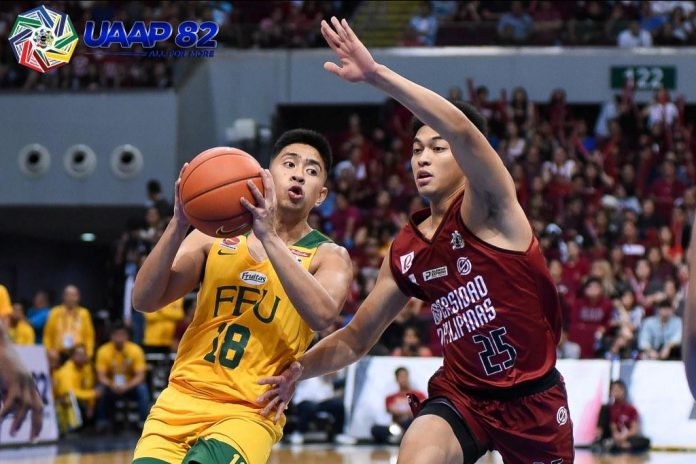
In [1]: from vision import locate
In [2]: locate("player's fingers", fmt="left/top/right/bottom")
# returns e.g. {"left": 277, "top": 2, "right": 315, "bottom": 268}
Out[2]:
{"left": 260, "top": 396, "right": 280, "bottom": 417}
{"left": 246, "top": 179, "right": 265, "bottom": 206}
{"left": 331, "top": 16, "right": 348, "bottom": 41}
{"left": 321, "top": 20, "right": 343, "bottom": 49}
{"left": 239, "top": 196, "right": 257, "bottom": 214}
{"left": 10, "top": 394, "right": 28, "bottom": 436}
{"left": 323, "top": 62, "right": 342, "bottom": 76}
{"left": 341, "top": 19, "right": 356, "bottom": 41}
{"left": 256, "top": 387, "right": 279, "bottom": 404}
{"left": 262, "top": 169, "right": 275, "bottom": 204}
{"left": 273, "top": 402, "right": 287, "bottom": 424}
{"left": 257, "top": 375, "right": 283, "bottom": 386}
{"left": 30, "top": 395, "right": 43, "bottom": 442}
{"left": 178, "top": 162, "right": 188, "bottom": 180}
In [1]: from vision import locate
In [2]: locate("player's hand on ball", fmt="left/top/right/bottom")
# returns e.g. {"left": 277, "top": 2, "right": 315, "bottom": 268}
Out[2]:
{"left": 0, "top": 344, "right": 43, "bottom": 441}
{"left": 321, "top": 17, "right": 378, "bottom": 83}
{"left": 173, "top": 163, "right": 190, "bottom": 230}
{"left": 257, "top": 361, "right": 303, "bottom": 424}
{"left": 241, "top": 169, "right": 277, "bottom": 241}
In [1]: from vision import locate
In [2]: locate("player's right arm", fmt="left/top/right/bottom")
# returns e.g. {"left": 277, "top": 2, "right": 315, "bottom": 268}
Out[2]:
{"left": 258, "top": 258, "right": 409, "bottom": 420}
{"left": 132, "top": 164, "right": 209, "bottom": 313}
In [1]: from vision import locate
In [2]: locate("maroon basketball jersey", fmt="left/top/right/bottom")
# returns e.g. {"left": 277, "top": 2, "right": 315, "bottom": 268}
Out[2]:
{"left": 389, "top": 191, "right": 562, "bottom": 390}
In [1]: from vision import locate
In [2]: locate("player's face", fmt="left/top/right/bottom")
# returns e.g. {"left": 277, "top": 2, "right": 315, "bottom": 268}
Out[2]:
{"left": 411, "top": 126, "right": 465, "bottom": 201}
{"left": 270, "top": 143, "right": 328, "bottom": 215}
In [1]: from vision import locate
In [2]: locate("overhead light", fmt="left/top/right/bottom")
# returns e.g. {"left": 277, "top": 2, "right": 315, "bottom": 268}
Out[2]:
{"left": 80, "top": 233, "right": 96, "bottom": 242}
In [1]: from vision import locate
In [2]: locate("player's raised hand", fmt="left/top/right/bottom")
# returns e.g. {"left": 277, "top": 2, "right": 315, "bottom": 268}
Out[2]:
{"left": 0, "top": 335, "right": 43, "bottom": 441}
{"left": 241, "top": 169, "right": 277, "bottom": 241}
{"left": 173, "top": 163, "right": 190, "bottom": 230}
{"left": 257, "top": 361, "right": 303, "bottom": 424}
{"left": 321, "top": 17, "right": 378, "bottom": 83}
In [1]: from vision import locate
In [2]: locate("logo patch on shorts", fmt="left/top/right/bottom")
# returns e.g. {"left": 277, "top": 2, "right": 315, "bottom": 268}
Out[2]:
{"left": 556, "top": 406, "right": 568, "bottom": 426}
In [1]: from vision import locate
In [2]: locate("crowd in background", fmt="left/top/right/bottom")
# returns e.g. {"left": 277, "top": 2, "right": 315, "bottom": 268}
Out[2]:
{"left": 3, "top": 1, "right": 696, "bottom": 90}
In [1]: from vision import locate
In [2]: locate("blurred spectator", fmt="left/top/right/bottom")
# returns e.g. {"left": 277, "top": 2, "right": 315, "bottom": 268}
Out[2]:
{"left": 372, "top": 367, "right": 426, "bottom": 444}
{"left": 568, "top": 278, "right": 614, "bottom": 358}
{"left": 594, "top": 380, "right": 651, "bottom": 453}
{"left": 26, "top": 289, "right": 52, "bottom": 344}
{"left": 557, "top": 329, "right": 581, "bottom": 359}
{"left": 644, "top": 89, "right": 679, "bottom": 129}
{"left": 409, "top": 1, "right": 438, "bottom": 46}
{"left": 95, "top": 322, "right": 149, "bottom": 430}
{"left": 617, "top": 21, "right": 653, "bottom": 47}
{"left": 497, "top": 1, "right": 534, "bottom": 43}
{"left": 289, "top": 372, "right": 355, "bottom": 445}
{"left": 0, "top": 283, "right": 11, "bottom": 327}
{"left": 146, "top": 179, "right": 173, "bottom": 219}
{"left": 143, "top": 298, "right": 184, "bottom": 354}
{"left": 8, "top": 302, "right": 35, "bottom": 345}
{"left": 638, "top": 299, "right": 682, "bottom": 359}
{"left": 391, "top": 326, "right": 433, "bottom": 357}
{"left": 531, "top": 1, "right": 563, "bottom": 45}
{"left": 44, "top": 285, "right": 96, "bottom": 366}
{"left": 53, "top": 344, "right": 101, "bottom": 432}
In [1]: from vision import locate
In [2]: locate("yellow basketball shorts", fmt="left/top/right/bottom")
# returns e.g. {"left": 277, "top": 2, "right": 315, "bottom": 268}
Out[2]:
{"left": 132, "top": 386, "right": 281, "bottom": 464}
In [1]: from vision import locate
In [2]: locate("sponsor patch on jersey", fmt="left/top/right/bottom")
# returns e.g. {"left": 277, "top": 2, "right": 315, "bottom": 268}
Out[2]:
{"left": 290, "top": 248, "right": 312, "bottom": 258}
{"left": 450, "top": 230, "right": 465, "bottom": 250}
{"left": 423, "top": 266, "right": 448, "bottom": 281}
{"left": 457, "top": 256, "right": 472, "bottom": 275}
{"left": 556, "top": 406, "right": 568, "bottom": 426}
{"left": 240, "top": 271, "right": 267, "bottom": 286}
{"left": 400, "top": 251, "right": 415, "bottom": 273}
{"left": 221, "top": 237, "right": 241, "bottom": 250}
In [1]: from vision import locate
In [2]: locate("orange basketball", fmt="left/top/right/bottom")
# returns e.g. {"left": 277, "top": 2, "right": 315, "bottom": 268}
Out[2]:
{"left": 179, "top": 147, "right": 264, "bottom": 237}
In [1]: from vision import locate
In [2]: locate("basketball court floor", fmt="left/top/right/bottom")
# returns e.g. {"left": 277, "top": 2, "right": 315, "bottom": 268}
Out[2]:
{"left": 1, "top": 441, "right": 694, "bottom": 464}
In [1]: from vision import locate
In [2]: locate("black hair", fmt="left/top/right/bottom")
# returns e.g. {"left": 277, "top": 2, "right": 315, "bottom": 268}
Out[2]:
{"left": 584, "top": 276, "right": 603, "bottom": 288}
{"left": 610, "top": 379, "right": 627, "bottom": 391}
{"left": 411, "top": 101, "right": 488, "bottom": 138}
{"left": 395, "top": 366, "right": 408, "bottom": 377}
{"left": 272, "top": 128, "right": 333, "bottom": 177}
{"left": 147, "top": 179, "right": 162, "bottom": 195}
{"left": 111, "top": 320, "right": 130, "bottom": 335}
{"left": 657, "top": 299, "right": 674, "bottom": 309}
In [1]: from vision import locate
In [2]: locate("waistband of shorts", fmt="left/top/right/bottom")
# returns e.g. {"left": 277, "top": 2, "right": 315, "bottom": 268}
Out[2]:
{"left": 460, "top": 368, "right": 561, "bottom": 401}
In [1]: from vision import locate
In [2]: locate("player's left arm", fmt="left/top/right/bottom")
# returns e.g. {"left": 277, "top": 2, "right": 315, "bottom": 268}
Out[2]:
{"left": 320, "top": 18, "right": 530, "bottom": 245}
{"left": 242, "top": 170, "right": 353, "bottom": 331}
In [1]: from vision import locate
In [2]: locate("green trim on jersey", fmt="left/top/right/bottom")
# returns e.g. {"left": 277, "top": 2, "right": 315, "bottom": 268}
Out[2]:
{"left": 293, "top": 229, "right": 333, "bottom": 249}
{"left": 183, "top": 438, "right": 247, "bottom": 464}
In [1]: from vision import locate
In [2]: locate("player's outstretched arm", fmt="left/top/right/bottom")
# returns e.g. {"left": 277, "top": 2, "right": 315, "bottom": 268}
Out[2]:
{"left": 0, "top": 325, "right": 43, "bottom": 441}
{"left": 242, "top": 170, "right": 353, "bottom": 331}
{"left": 684, "top": 217, "right": 696, "bottom": 399}
{"left": 132, "top": 164, "right": 208, "bottom": 313}
{"left": 321, "top": 18, "right": 527, "bottom": 241}
{"left": 257, "top": 258, "right": 409, "bottom": 421}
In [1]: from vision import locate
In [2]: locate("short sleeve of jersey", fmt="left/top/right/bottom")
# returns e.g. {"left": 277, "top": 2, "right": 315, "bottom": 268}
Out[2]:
{"left": 95, "top": 345, "right": 110, "bottom": 374}
{"left": 388, "top": 240, "right": 428, "bottom": 301}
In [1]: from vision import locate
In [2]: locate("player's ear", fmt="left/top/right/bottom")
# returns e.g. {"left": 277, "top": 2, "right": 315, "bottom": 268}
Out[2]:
{"left": 314, "top": 186, "right": 329, "bottom": 207}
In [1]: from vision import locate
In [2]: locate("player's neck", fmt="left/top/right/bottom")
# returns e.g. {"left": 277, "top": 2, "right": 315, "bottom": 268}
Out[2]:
{"left": 275, "top": 212, "right": 311, "bottom": 245}
{"left": 427, "top": 186, "right": 464, "bottom": 229}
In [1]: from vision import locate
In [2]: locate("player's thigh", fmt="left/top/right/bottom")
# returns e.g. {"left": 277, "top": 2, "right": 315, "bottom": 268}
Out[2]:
{"left": 398, "top": 415, "right": 465, "bottom": 464}
{"left": 132, "top": 422, "right": 190, "bottom": 464}
{"left": 186, "top": 417, "right": 275, "bottom": 464}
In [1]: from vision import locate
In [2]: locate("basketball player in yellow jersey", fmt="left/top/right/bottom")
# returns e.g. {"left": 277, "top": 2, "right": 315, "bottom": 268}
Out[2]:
{"left": 130, "top": 129, "right": 352, "bottom": 464}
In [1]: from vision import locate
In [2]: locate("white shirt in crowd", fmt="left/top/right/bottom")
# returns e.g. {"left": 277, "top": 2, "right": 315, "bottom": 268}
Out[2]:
{"left": 618, "top": 29, "right": 653, "bottom": 48}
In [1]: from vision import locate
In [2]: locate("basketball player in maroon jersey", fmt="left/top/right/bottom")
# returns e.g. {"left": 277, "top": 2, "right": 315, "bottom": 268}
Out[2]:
{"left": 259, "top": 18, "right": 574, "bottom": 463}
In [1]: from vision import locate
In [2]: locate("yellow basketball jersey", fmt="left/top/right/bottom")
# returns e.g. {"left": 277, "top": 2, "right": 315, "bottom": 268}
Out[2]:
{"left": 169, "top": 230, "right": 331, "bottom": 408}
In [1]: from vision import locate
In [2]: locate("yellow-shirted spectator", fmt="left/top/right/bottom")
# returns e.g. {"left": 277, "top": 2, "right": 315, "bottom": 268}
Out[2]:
{"left": 9, "top": 302, "right": 35, "bottom": 345}
{"left": 143, "top": 298, "right": 184, "bottom": 350}
{"left": 53, "top": 344, "right": 101, "bottom": 431}
{"left": 43, "top": 285, "right": 95, "bottom": 365}
{"left": 0, "top": 284, "right": 12, "bottom": 327}
{"left": 95, "top": 322, "right": 149, "bottom": 430}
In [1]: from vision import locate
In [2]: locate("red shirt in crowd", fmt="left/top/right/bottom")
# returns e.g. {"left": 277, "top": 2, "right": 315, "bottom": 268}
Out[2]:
{"left": 386, "top": 389, "right": 427, "bottom": 418}
{"left": 609, "top": 401, "right": 639, "bottom": 432}
{"left": 567, "top": 296, "right": 613, "bottom": 358}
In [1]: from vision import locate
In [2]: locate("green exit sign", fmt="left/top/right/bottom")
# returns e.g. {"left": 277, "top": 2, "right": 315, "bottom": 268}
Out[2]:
{"left": 610, "top": 66, "right": 676, "bottom": 90}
